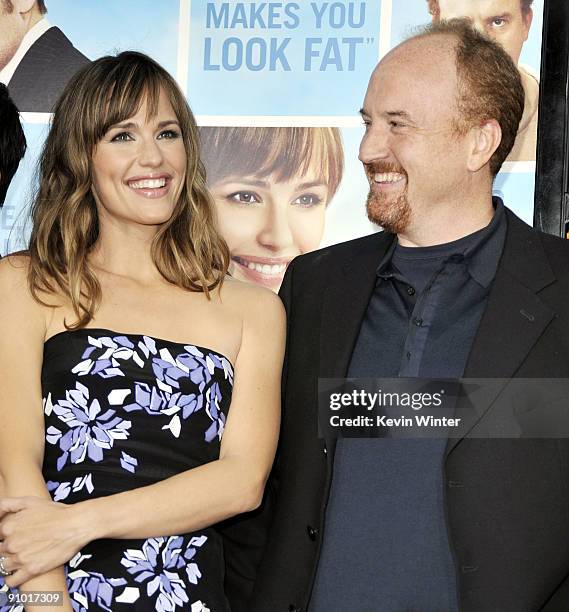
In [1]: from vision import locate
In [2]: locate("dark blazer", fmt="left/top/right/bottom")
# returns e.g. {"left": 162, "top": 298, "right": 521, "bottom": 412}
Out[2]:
{"left": 8, "top": 26, "right": 90, "bottom": 113}
{"left": 251, "top": 209, "right": 569, "bottom": 612}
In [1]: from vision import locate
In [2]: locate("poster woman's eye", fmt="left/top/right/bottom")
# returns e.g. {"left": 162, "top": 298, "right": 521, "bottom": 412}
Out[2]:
{"left": 293, "top": 194, "right": 323, "bottom": 207}
{"left": 228, "top": 191, "right": 262, "bottom": 204}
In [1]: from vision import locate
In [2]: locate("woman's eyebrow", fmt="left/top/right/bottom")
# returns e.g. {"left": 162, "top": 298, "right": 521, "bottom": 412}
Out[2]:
{"left": 296, "top": 180, "right": 326, "bottom": 190}
{"left": 109, "top": 119, "right": 180, "bottom": 130}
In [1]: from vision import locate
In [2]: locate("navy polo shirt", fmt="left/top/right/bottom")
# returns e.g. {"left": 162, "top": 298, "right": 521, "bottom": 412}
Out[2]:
{"left": 310, "top": 199, "right": 507, "bottom": 611}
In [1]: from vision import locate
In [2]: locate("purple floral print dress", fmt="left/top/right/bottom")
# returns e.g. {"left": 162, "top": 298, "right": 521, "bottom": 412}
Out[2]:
{"left": 0, "top": 329, "right": 234, "bottom": 612}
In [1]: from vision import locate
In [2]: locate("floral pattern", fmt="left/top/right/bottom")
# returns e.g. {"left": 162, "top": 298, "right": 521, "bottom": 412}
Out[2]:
{"left": 34, "top": 331, "right": 233, "bottom": 611}
{"left": 120, "top": 536, "right": 208, "bottom": 612}
{"left": 72, "top": 335, "right": 158, "bottom": 379}
{"left": 45, "top": 383, "right": 131, "bottom": 471}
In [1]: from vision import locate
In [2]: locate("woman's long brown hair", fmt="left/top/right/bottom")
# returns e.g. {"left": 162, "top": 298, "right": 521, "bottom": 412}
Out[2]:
{"left": 27, "top": 51, "right": 229, "bottom": 328}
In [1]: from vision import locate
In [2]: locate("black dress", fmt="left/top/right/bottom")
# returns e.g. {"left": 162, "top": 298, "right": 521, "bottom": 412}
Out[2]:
{"left": 1, "top": 329, "right": 234, "bottom": 612}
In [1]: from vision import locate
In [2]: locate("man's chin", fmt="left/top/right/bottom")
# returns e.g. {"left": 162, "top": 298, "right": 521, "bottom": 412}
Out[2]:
{"left": 366, "top": 192, "right": 411, "bottom": 234}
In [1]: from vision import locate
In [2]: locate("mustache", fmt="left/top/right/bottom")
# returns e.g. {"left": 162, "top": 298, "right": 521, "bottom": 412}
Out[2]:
{"left": 364, "top": 161, "right": 407, "bottom": 177}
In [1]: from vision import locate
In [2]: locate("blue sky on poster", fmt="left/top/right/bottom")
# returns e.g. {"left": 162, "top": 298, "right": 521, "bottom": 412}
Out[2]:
{"left": 46, "top": 0, "right": 179, "bottom": 76}
{"left": 187, "top": 1, "right": 383, "bottom": 116}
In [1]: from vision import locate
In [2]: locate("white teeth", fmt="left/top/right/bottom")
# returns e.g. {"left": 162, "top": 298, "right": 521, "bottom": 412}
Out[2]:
{"left": 373, "top": 172, "right": 405, "bottom": 184}
{"left": 129, "top": 178, "right": 167, "bottom": 189}
{"left": 244, "top": 261, "right": 287, "bottom": 275}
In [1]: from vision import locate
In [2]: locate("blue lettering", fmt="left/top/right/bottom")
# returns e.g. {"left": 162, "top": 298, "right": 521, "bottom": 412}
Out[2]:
{"left": 267, "top": 3, "right": 281, "bottom": 28}
{"left": 320, "top": 37, "right": 342, "bottom": 70}
{"left": 349, "top": 3, "right": 366, "bottom": 28}
{"left": 304, "top": 37, "right": 364, "bottom": 71}
{"left": 305, "top": 37, "right": 322, "bottom": 70}
{"left": 207, "top": 37, "right": 291, "bottom": 71}
{"left": 203, "top": 38, "right": 220, "bottom": 70}
{"left": 231, "top": 4, "right": 248, "bottom": 28}
{"left": 343, "top": 37, "right": 363, "bottom": 70}
{"left": 329, "top": 2, "right": 346, "bottom": 28}
{"left": 270, "top": 37, "right": 291, "bottom": 70}
{"left": 206, "top": 3, "right": 228, "bottom": 28}
{"left": 246, "top": 37, "right": 266, "bottom": 70}
{"left": 250, "top": 3, "right": 267, "bottom": 28}
{"left": 311, "top": 2, "right": 328, "bottom": 28}
{"left": 222, "top": 37, "right": 243, "bottom": 71}
{"left": 283, "top": 3, "right": 300, "bottom": 28}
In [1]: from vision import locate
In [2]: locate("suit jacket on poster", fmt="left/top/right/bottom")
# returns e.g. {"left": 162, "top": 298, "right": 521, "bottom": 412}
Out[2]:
{"left": 250, "top": 209, "right": 569, "bottom": 612}
{"left": 8, "top": 27, "right": 90, "bottom": 113}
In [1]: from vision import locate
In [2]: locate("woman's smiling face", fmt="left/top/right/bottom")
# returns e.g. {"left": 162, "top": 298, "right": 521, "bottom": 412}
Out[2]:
{"left": 90, "top": 89, "right": 187, "bottom": 232}
{"left": 210, "top": 165, "right": 329, "bottom": 291}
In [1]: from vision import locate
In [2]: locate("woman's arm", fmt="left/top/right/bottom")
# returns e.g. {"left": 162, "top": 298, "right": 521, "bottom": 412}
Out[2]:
{"left": 0, "top": 282, "right": 285, "bottom": 587}
{"left": 0, "top": 257, "right": 73, "bottom": 611}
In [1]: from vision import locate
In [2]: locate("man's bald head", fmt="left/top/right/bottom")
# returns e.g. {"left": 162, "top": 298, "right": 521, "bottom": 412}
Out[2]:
{"left": 403, "top": 19, "right": 524, "bottom": 175}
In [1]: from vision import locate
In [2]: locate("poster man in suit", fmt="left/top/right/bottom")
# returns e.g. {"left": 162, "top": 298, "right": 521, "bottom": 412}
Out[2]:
{"left": 427, "top": 0, "right": 538, "bottom": 161}
{"left": 251, "top": 19, "right": 569, "bottom": 612}
{"left": 0, "top": 0, "right": 89, "bottom": 112}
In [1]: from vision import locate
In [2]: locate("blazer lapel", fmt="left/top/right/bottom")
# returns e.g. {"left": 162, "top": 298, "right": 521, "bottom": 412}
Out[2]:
{"left": 318, "top": 232, "right": 394, "bottom": 457}
{"left": 446, "top": 211, "right": 556, "bottom": 455}
{"left": 319, "top": 232, "right": 394, "bottom": 379}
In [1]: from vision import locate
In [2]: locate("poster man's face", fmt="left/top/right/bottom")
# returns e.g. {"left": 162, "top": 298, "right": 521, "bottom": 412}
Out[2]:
{"left": 0, "top": 2, "right": 27, "bottom": 70}
{"left": 436, "top": 0, "right": 532, "bottom": 64}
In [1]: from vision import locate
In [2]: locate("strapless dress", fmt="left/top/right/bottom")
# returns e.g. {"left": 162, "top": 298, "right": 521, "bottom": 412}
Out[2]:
{"left": 0, "top": 329, "right": 234, "bottom": 612}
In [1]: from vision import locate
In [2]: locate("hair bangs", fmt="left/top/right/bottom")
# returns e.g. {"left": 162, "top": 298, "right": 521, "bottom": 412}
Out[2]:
{"left": 94, "top": 64, "right": 163, "bottom": 143}
{"left": 200, "top": 127, "right": 344, "bottom": 199}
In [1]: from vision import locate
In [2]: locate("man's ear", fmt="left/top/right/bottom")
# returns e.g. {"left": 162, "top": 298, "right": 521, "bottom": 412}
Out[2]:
{"left": 12, "top": 0, "right": 37, "bottom": 15}
{"left": 522, "top": 8, "right": 533, "bottom": 41}
{"left": 467, "top": 119, "right": 502, "bottom": 173}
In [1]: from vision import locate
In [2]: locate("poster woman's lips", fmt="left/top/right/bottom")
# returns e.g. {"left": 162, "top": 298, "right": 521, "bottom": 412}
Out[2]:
{"left": 232, "top": 255, "right": 289, "bottom": 276}
{"left": 231, "top": 255, "right": 292, "bottom": 290}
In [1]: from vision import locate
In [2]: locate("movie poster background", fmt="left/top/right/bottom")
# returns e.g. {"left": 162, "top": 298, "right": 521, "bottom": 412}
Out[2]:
{"left": 1, "top": 0, "right": 544, "bottom": 291}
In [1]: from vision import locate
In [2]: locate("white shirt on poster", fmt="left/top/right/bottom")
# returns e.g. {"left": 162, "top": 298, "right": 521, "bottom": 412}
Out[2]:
{"left": 0, "top": 17, "right": 51, "bottom": 86}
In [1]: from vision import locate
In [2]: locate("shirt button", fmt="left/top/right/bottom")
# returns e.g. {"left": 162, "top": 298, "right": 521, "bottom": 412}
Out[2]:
{"left": 413, "top": 317, "right": 423, "bottom": 327}
{"left": 406, "top": 351, "right": 411, "bottom": 360}
{"left": 307, "top": 525, "right": 319, "bottom": 541}
{"left": 407, "top": 286, "right": 415, "bottom": 296}
{"left": 306, "top": 525, "right": 318, "bottom": 542}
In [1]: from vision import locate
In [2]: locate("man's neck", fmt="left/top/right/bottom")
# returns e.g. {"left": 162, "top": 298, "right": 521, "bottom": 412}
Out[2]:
{"left": 397, "top": 195, "right": 495, "bottom": 248}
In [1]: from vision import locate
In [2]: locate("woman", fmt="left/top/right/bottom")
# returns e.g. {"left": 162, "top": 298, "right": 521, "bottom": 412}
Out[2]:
{"left": 199, "top": 126, "right": 344, "bottom": 292}
{"left": 0, "top": 51, "right": 284, "bottom": 611}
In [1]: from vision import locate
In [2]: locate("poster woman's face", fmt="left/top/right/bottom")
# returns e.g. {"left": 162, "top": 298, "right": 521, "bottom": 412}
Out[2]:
{"left": 210, "top": 166, "right": 329, "bottom": 291}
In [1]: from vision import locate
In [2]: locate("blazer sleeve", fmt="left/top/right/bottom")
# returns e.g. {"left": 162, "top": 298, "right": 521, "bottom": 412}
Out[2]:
{"left": 220, "top": 260, "right": 297, "bottom": 611}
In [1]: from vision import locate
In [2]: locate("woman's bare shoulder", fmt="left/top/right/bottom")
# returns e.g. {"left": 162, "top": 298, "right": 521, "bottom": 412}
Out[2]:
{"left": 0, "top": 255, "right": 52, "bottom": 333}
{"left": 0, "top": 254, "right": 31, "bottom": 292}
{"left": 218, "top": 276, "right": 285, "bottom": 320}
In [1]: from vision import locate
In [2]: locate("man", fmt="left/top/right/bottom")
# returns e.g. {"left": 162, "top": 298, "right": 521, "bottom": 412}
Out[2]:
{"left": 251, "top": 20, "right": 569, "bottom": 612}
{"left": 0, "top": 0, "right": 89, "bottom": 112}
{"left": 0, "top": 83, "right": 26, "bottom": 209}
{"left": 427, "top": 0, "right": 538, "bottom": 161}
